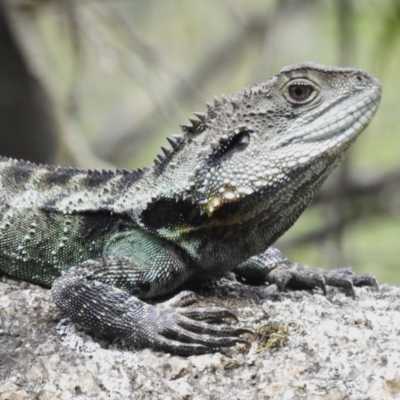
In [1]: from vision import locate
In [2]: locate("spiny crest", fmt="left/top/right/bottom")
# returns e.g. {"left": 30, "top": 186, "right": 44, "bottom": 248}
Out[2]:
{"left": 178, "top": 83, "right": 268, "bottom": 138}
{"left": 0, "top": 157, "right": 83, "bottom": 174}
{"left": 153, "top": 134, "right": 185, "bottom": 169}
{"left": 179, "top": 94, "right": 234, "bottom": 136}
{"left": 0, "top": 156, "right": 147, "bottom": 189}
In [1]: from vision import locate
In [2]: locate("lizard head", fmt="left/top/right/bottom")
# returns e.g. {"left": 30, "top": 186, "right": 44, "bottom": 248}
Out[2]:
{"left": 173, "top": 62, "right": 382, "bottom": 219}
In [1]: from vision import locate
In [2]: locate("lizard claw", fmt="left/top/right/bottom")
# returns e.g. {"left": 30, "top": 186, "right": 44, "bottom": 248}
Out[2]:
{"left": 130, "top": 297, "right": 252, "bottom": 356}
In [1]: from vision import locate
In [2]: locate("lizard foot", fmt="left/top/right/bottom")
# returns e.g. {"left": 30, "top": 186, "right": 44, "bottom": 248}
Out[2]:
{"left": 269, "top": 264, "right": 379, "bottom": 299}
{"left": 133, "top": 291, "right": 252, "bottom": 356}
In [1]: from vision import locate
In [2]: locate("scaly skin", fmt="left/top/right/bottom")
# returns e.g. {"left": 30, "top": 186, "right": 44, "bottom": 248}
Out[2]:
{"left": 0, "top": 62, "right": 381, "bottom": 355}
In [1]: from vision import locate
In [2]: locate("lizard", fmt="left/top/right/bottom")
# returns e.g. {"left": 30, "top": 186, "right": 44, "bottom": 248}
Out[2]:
{"left": 0, "top": 62, "right": 381, "bottom": 356}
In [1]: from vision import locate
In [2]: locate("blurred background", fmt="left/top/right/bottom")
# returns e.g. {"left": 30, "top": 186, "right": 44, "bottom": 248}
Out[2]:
{"left": 1, "top": 0, "right": 399, "bottom": 284}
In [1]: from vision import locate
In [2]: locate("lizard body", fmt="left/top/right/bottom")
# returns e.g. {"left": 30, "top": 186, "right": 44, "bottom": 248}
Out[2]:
{"left": 0, "top": 62, "right": 381, "bottom": 355}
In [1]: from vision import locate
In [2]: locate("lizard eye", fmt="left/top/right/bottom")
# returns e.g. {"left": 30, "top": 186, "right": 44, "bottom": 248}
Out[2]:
{"left": 284, "top": 79, "right": 318, "bottom": 105}
{"left": 288, "top": 85, "right": 313, "bottom": 101}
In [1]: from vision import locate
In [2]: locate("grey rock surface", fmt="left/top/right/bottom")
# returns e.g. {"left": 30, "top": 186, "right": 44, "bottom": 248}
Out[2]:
{"left": 1, "top": 274, "right": 399, "bottom": 400}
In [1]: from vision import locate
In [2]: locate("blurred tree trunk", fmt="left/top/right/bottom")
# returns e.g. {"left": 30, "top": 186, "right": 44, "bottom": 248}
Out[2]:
{"left": 0, "top": 0, "right": 57, "bottom": 164}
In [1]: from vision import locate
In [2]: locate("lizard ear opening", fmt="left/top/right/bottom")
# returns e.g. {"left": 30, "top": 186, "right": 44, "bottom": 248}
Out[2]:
{"left": 212, "top": 127, "right": 252, "bottom": 164}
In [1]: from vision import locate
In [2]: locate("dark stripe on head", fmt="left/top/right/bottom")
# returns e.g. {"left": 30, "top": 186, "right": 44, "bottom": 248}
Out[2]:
{"left": 114, "top": 168, "right": 147, "bottom": 191}
{"left": 41, "top": 193, "right": 70, "bottom": 211}
{"left": 41, "top": 168, "right": 80, "bottom": 187}
{"left": 2, "top": 163, "right": 33, "bottom": 189}
{"left": 82, "top": 170, "right": 115, "bottom": 189}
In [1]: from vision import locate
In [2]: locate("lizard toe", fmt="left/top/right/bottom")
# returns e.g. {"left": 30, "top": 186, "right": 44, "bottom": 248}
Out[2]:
{"left": 152, "top": 337, "right": 214, "bottom": 356}
{"left": 352, "top": 273, "right": 379, "bottom": 290}
{"left": 162, "top": 291, "right": 199, "bottom": 308}
{"left": 162, "top": 324, "right": 250, "bottom": 348}
{"left": 177, "top": 314, "right": 253, "bottom": 336}
{"left": 178, "top": 306, "right": 239, "bottom": 322}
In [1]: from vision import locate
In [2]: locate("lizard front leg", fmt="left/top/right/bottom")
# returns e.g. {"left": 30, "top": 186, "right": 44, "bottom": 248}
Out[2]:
{"left": 52, "top": 231, "right": 250, "bottom": 355}
{"left": 233, "top": 247, "right": 378, "bottom": 298}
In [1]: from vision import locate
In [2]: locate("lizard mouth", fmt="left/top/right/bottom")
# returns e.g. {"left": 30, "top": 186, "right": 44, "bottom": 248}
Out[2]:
{"left": 291, "top": 84, "right": 381, "bottom": 145}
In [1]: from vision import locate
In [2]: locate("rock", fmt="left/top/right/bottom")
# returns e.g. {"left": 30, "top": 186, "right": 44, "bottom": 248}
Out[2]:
{"left": 1, "top": 274, "right": 400, "bottom": 399}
